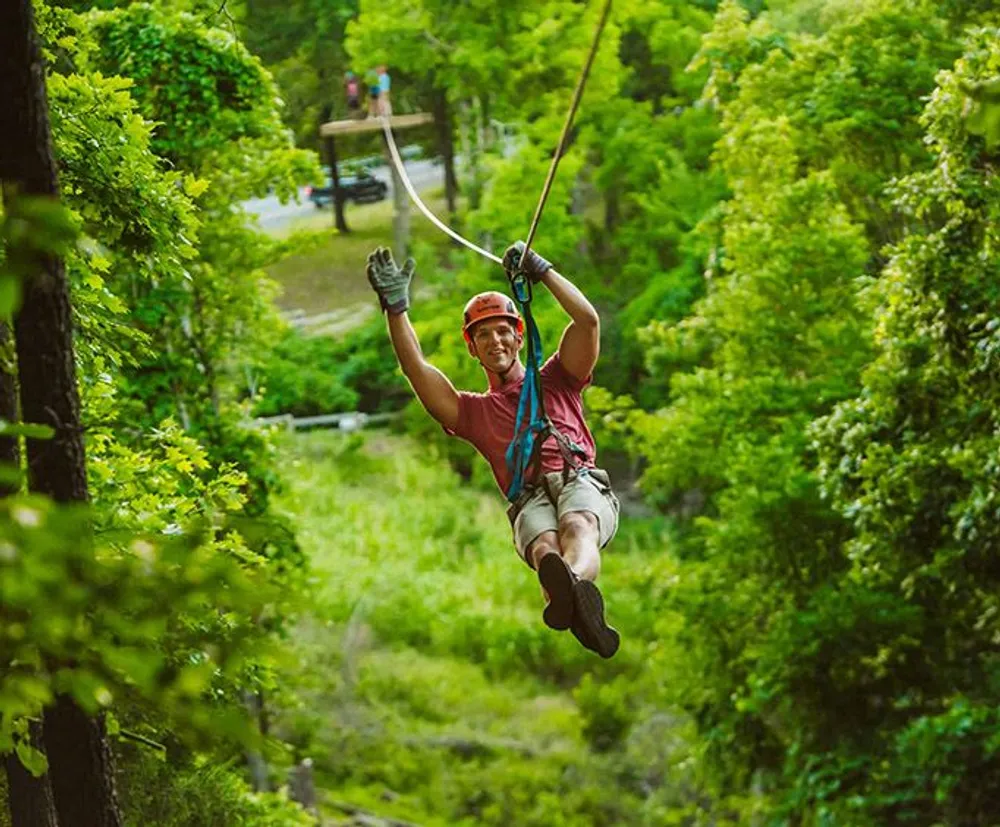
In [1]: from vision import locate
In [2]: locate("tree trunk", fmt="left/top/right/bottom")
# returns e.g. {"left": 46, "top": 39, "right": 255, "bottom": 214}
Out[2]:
{"left": 430, "top": 87, "right": 458, "bottom": 217}
{"left": 4, "top": 724, "right": 58, "bottom": 827}
{"left": 42, "top": 700, "right": 121, "bottom": 827}
{"left": 0, "top": 324, "right": 58, "bottom": 827}
{"left": 0, "top": 3, "right": 123, "bottom": 826}
{"left": 287, "top": 759, "right": 318, "bottom": 822}
{"left": 243, "top": 691, "right": 269, "bottom": 793}
{"left": 0, "top": 323, "right": 22, "bottom": 493}
{"left": 604, "top": 185, "right": 619, "bottom": 234}
{"left": 325, "top": 135, "right": 350, "bottom": 234}
{"left": 572, "top": 174, "right": 589, "bottom": 258}
{"left": 481, "top": 94, "right": 494, "bottom": 152}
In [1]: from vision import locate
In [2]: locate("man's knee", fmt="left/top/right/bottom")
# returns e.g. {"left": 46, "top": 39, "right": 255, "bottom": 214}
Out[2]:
{"left": 558, "top": 510, "right": 599, "bottom": 544}
{"left": 526, "top": 530, "right": 560, "bottom": 569}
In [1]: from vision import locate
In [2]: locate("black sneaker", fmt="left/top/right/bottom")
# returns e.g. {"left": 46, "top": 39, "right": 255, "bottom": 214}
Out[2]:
{"left": 570, "top": 618, "right": 596, "bottom": 651}
{"left": 571, "top": 580, "right": 620, "bottom": 659}
{"left": 537, "top": 552, "right": 575, "bottom": 631}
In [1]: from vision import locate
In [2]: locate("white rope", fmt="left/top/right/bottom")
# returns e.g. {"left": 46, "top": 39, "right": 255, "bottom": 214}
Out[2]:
{"left": 379, "top": 116, "right": 503, "bottom": 265}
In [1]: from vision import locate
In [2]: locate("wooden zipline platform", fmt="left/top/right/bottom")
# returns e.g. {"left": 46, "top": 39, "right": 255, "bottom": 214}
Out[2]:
{"left": 319, "top": 112, "right": 433, "bottom": 137}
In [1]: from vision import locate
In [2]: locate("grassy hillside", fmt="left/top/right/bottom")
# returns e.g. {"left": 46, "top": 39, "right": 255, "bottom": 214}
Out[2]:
{"left": 270, "top": 430, "right": 679, "bottom": 826}
{"left": 267, "top": 190, "right": 460, "bottom": 314}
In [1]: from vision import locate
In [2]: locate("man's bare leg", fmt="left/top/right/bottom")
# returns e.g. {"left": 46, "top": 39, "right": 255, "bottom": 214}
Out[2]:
{"left": 526, "top": 530, "right": 560, "bottom": 571}
{"left": 558, "top": 510, "right": 618, "bottom": 657}
{"left": 558, "top": 511, "right": 601, "bottom": 582}
{"left": 526, "top": 530, "right": 576, "bottom": 630}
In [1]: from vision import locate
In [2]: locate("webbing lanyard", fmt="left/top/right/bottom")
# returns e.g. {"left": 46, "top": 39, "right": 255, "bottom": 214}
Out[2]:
{"left": 504, "top": 270, "right": 546, "bottom": 502}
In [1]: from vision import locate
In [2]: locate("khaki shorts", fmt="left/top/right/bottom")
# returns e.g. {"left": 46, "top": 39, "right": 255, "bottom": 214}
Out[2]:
{"left": 506, "top": 467, "right": 620, "bottom": 566}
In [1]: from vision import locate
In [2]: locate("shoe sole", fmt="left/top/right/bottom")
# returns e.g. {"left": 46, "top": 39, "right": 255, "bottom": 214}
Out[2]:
{"left": 570, "top": 621, "right": 594, "bottom": 652}
{"left": 538, "top": 553, "right": 575, "bottom": 631}
{"left": 572, "top": 580, "right": 620, "bottom": 659}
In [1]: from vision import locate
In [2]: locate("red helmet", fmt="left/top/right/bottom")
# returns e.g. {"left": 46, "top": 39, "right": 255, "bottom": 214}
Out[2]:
{"left": 462, "top": 291, "right": 523, "bottom": 344}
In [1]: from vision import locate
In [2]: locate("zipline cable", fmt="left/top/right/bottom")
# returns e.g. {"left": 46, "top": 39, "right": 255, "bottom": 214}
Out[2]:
{"left": 379, "top": 0, "right": 613, "bottom": 269}
{"left": 379, "top": 115, "right": 503, "bottom": 265}
{"left": 521, "top": 0, "right": 613, "bottom": 265}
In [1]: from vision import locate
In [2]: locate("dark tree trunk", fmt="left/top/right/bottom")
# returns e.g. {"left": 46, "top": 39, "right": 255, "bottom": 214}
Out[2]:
{"left": 244, "top": 690, "right": 270, "bottom": 792}
{"left": 42, "top": 700, "right": 121, "bottom": 827}
{"left": 4, "top": 724, "right": 59, "bottom": 827}
{"left": 0, "top": 325, "right": 59, "bottom": 827}
{"left": 604, "top": 185, "right": 620, "bottom": 234}
{"left": 325, "top": 135, "right": 350, "bottom": 234}
{"left": 0, "top": 323, "right": 21, "bottom": 495}
{"left": 0, "top": 3, "right": 123, "bottom": 827}
{"left": 431, "top": 86, "right": 458, "bottom": 217}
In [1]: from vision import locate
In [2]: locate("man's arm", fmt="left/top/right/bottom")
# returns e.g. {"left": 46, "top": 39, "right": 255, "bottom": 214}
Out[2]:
{"left": 386, "top": 311, "right": 460, "bottom": 431}
{"left": 503, "top": 242, "right": 600, "bottom": 383}
{"left": 365, "top": 246, "right": 461, "bottom": 430}
{"left": 540, "top": 268, "right": 600, "bottom": 383}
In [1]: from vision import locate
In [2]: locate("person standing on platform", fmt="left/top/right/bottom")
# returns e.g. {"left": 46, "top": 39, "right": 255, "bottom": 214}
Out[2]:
{"left": 344, "top": 71, "right": 361, "bottom": 117}
{"left": 365, "top": 68, "right": 380, "bottom": 118}
{"left": 377, "top": 65, "right": 392, "bottom": 116}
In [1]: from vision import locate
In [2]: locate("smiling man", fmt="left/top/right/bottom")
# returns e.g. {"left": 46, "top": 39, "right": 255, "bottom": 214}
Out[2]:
{"left": 365, "top": 243, "right": 620, "bottom": 658}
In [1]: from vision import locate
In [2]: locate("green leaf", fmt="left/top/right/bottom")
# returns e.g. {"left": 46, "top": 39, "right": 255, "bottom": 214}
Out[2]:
{"left": 14, "top": 740, "right": 48, "bottom": 778}
{"left": 0, "top": 277, "right": 21, "bottom": 318}
{"left": 0, "top": 421, "right": 55, "bottom": 440}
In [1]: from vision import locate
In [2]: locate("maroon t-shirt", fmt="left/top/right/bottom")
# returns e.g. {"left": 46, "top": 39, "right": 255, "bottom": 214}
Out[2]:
{"left": 448, "top": 354, "right": 597, "bottom": 493}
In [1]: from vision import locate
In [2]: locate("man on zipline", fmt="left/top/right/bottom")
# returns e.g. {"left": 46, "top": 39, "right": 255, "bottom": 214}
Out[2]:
{"left": 366, "top": 243, "right": 620, "bottom": 658}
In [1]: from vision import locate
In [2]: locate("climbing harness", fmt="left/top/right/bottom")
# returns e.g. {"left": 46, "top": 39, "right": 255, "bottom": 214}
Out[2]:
{"left": 503, "top": 265, "right": 590, "bottom": 503}
{"left": 381, "top": 0, "right": 614, "bottom": 502}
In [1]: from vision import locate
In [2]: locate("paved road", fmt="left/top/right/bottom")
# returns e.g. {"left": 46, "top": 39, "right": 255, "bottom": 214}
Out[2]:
{"left": 244, "top": 158, "right": 445, "bottom": 231}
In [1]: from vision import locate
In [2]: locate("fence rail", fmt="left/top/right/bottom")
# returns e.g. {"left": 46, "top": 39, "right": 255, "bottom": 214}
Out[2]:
{"left": 247, "top": 411, "right": 400, "bottom": 432}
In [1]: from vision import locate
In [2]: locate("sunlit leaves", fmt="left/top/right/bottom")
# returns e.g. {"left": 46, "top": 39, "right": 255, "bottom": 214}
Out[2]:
{"left": 0, "top": 495, "right": 275, "bottom": 758}
{"left": 82, "top": 3, "right": 321, "bottom": 204}
{"left": 611, "top": 2, "right": 980, "bottom": 820}
{"left": 801, "top": 21, "right": 1000, "bottom": 823}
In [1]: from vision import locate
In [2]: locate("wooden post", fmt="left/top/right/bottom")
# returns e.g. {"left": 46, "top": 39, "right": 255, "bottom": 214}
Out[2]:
{"left": 383, "top": 132, "right": 410, "bottom": 260}
{"left": 324, "top": 134, "right": 349, "bottom": 234}
{"left": 287, "top": 758, "right": 319, "bottom": 822}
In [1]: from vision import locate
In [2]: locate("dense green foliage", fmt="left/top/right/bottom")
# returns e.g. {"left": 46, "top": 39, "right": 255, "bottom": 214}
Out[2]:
{"left": 7, "top": 0, "right": 1000, "bottom": 824}
{"left": 251, "top": 320, "right": 407, "bottom": 417}
{"left": 4, "top": 2, "right": 317, "bottom": 824}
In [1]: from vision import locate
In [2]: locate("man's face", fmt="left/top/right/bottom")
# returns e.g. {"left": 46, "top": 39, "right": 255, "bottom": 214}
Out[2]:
{"left": 470, "top": 318, "right": 522, "bottom": 374}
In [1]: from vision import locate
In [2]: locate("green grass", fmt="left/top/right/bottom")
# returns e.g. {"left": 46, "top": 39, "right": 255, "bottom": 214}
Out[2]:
{"left": 267, "top": 415, "right": 685, "bottom": 827}
{"left": 266, "top": 189, "right": 461, "bottom": 314}
{"left": 269, "top": 431, "right": 638, "bottom": 826}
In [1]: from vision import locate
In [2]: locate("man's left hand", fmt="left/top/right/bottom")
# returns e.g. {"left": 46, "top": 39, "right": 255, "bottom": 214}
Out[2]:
{"left": 366, "top": 246, "right": 414, "bottom": 314}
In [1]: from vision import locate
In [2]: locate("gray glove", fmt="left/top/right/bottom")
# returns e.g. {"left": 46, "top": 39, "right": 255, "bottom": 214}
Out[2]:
{"left": 502, "top": 240, "right": 552, "bottom": 283}
{"left": 365, "top": 246, "right": 415, "bottom": 315}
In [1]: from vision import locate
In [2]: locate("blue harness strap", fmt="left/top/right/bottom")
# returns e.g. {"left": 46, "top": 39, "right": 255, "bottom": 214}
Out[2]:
{"left": 504, "top": 268, "right": 587, "bottom": 503}
{"left": 504, "top": 271, "right": 546, "bottom": 501}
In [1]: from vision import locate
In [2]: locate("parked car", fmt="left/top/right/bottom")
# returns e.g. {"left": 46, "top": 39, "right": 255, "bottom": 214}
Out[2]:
{"left": 399, "top": 144, "right": 424, "bottom": 161}
{"left": 306, "top": 169, "right": 388, "bottom": 207}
